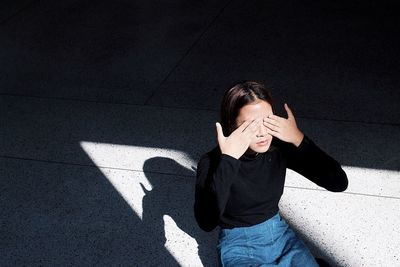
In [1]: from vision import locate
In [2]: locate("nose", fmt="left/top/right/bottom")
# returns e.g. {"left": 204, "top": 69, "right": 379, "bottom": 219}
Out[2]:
{"left": 256, "top": 122, "right": 267, "bottom": 137}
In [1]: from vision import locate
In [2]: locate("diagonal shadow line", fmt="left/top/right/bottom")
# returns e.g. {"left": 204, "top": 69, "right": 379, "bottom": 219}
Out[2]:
{"left": 1, "top": 93, "right": 399, "bottom": 127}
{"left": 0, "top": 0, "right": 39, "bottom": 26}
{"left": 3, "top": 154, "right": 399, "bottom": 201}
{"left": 143, "top": 0, "right": 235, "bottom": 105}
{"left": 1, "top": 147, "right": 186, "bottom": 266}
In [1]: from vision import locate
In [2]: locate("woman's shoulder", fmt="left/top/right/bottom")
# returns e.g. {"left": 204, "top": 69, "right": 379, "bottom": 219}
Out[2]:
{"left": 269, "top": 138, "right": 287, "bottom": 153}
{"left": 267, "top": 137, "right": 296, "bottom": 162}
{"left": 199, "top": 146, "right": 221, "bottom": 163}
{"left": 270, "top": 136, "right": 302, "bottom": 153}
{"left": 197, "top": 146, "right": 222, "bottom": 171}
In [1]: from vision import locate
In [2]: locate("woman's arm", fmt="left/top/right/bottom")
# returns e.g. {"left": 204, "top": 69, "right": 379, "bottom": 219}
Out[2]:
{"left": 194, "top": 150, "right": 241, "bottom": 232}
{"left": 281, "top": 136, "right": 348, "bottom": 192}
{"left": 194, "top": 120, "right": 258, "bottom": 231}
{"left": 264, "top": 103, "right": 348, "bottom": 191}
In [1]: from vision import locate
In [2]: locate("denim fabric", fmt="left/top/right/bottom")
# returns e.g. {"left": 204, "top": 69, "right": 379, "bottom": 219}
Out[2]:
{"left": 217, "top": 213, "right": 319, "bottom": 267}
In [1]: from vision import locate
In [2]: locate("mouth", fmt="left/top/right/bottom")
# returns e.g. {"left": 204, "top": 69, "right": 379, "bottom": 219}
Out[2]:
{"left": 256, "top": 139, "right": 269, "bottom": 145}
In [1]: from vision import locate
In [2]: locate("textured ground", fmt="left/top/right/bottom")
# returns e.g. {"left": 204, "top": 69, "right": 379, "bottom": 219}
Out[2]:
{"left": 1, "top": 1, "right": 399, "bottom": 266}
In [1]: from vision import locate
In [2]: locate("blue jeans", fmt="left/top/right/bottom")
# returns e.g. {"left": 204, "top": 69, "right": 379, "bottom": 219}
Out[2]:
{"left": 217, "top": 213, "right": 319, "bottom": 267}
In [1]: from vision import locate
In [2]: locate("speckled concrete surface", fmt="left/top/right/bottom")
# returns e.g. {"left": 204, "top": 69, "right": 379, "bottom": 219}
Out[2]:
{"left": 1, "top": 0, "right": 399, "bottom": 266}
{"left": 2, "top": 95, "right": 400, "bottom": 266}
{"left": 1, "top": 96, "right": 399, "bottom": 171}
{"left": 146, "top": 1, "right": 400, "bottom": 125}
{"left": 0, "top": 157, "right": 218, "bottom": 266}
{"left": 280, "top": 188, "right": 400, "bottom": 267}
{"left": 0, "top": 0, "right": 230, "bottom": 104}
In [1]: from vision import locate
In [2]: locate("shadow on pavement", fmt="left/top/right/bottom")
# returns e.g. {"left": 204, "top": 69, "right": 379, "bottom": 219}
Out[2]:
{"left": 1, "top": 0, "right": 399, "bottom": 266}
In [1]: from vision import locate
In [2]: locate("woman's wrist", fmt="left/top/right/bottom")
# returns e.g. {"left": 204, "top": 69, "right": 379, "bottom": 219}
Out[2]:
{"left": 221, "top": 150, "right": 240, "bottom": 160}
{"left": 292, "top": 132, "right": 304, "bottom": 147}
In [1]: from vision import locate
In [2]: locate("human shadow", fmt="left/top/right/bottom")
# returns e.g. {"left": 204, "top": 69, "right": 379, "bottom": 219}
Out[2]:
{"left": 1, "top": 0, "right": 399, "bottom": 265}
{"left": 141, "top": 157, "right": 218, "bottom": 267}
{"left": 0, "top": 156, "right": 183, "bottom": 266}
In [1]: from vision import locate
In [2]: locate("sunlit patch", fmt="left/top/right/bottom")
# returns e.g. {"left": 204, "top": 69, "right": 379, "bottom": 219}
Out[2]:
{"left": 163, "top": 215, "right": 202, "bottom": 266}
{"left": 80, "top": 141, "right": 195, "bottom": 219}
{"left": 286, "top": 166, "right": 400, "bottom": 198}
{"left": 80, "top": 141, "right": 400, "bottom": 266}
{"left": 80, "top": 141, "right": 201, "bottom": 264}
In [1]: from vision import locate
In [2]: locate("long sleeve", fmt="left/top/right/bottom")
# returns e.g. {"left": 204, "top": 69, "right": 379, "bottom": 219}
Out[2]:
{"left": 281, "top": 135, "right": 348, "bottom": 192}
{"left": 194, "top": 151, "right": 241, "bottom": 232}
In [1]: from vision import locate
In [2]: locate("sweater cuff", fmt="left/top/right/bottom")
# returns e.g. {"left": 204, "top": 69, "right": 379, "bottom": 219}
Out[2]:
{"left": 296, "top": 135, "right": 313, "bottom": 152}
{"left": 221, "top": 153, "right": 241, "bottom": 164}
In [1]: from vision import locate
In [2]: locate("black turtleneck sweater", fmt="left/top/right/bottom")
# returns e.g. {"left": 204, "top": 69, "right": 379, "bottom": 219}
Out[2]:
{"left": 194, "top": 135, "right": 348, "bottom": 232}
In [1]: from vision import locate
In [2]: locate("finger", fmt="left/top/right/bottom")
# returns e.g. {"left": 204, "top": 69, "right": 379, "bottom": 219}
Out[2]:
{"left": 268, "top": 114, "right": 285, "bottom": 122}
{"left": 284, "top": 103, "right": 295, "bottom": 120}
{"left": 264, "top": 121, "right": 280, "bottom": 133}
{"left": 242, "top": 120, "right": 260, "bottom": 138}
{"left": 241, "top": 119, "right": 260, "bottom": 133}
{"left": 237, "top": 120, "right": 254, "bottom": 132}
{"left": 215, "top": 122, "right": 225, "bottom": 144}
{"left": 263, "top": 117, "right": 279, "bottom": 127}
{"left": 248, "top": 119, "right": 261, "bottom": 132}
{"left": 266, "top": 128, "right": 280, "bottom": 138}
{"left": 267, "top": 128, "right": 284, "bottom": 140}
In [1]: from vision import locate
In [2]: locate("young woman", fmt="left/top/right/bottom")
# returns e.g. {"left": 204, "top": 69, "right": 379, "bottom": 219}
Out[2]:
{"left": 194, "top": 81, "right": 348, "bottom": 266}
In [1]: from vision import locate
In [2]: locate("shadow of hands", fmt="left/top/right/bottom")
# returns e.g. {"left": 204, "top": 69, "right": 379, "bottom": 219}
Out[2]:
{"left": 141, "top": 157, "right": 218, "bottom": 266}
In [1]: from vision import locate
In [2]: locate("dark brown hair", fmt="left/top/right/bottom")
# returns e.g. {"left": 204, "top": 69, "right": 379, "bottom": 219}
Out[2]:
{"left": 220, "top": 81, "right": 273, "bottom": 135}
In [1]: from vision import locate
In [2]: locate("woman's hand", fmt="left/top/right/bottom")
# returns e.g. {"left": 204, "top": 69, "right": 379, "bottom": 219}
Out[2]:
{"left": 263, "top": 103, "right": 304, "bottom": 147}
{"left": 216, "top": 120, "right": 260, "bottom": 159}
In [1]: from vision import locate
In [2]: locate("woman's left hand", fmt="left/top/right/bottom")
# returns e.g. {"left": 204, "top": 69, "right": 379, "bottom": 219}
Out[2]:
{"left": 263, "top": 103, "right": 304, "bottom": 147}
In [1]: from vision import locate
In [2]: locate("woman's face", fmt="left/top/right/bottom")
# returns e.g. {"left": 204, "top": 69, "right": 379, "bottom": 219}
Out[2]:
{"left": 235, "top": 100, "right": 273, "bottom": 154}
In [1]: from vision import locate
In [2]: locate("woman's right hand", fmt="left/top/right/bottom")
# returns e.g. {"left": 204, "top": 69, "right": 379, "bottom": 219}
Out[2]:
{"left": 215, "top": 120, "right": 260, "bottom": 159}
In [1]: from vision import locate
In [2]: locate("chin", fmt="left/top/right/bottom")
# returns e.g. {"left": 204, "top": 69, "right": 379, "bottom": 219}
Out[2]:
{"left": 250, "top": 143, "right": 271, "bottom": 153}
